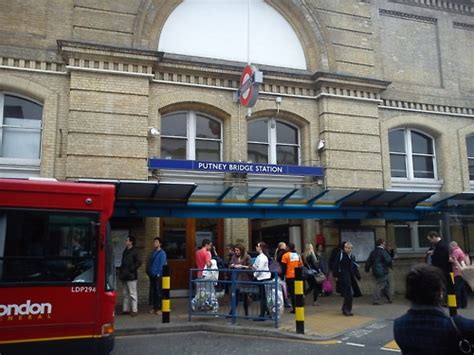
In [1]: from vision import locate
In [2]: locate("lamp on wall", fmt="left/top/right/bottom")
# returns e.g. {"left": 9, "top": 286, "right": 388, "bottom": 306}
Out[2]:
{"left": 148, "top": 127, "right": 160, "bottom": 137}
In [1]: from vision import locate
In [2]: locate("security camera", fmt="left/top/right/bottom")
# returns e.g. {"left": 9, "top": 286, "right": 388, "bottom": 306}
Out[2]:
{"left": 148, "top": 127, "right": 160, "bottom": 136}
{"left": 317, "top": 139, "right": 325, "bottom": 150}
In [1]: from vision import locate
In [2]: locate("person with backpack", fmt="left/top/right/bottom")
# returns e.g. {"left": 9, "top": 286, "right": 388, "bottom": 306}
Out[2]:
{"left": 365, "top": 239, "right": 393, "bottom": 305}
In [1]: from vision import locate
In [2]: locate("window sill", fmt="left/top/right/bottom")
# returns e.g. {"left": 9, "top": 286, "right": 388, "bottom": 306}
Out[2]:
{"left": 390, "top": 178, "right": 443, "bottom": 192}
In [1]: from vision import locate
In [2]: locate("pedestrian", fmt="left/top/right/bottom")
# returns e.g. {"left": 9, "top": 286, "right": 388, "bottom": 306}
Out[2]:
{"left": 229, "top": 243, "right": 252, "bottom": 316}
{"left": 302, "top": 243, "right": 322, "bottom": 306}
{"left": 274, "top": 242, "right": 291, "bottom": 308}
{"left": 333, "top": 242, "right": 361, "bottom": 316}
{"left": 118, "top": 236, "right": 142, "bottom": 316}
{"left": 394, "top": 263, "right": 474, "bottom": 354}
{"left": 195, "top": 239, "right": 212, "bottom": 278}
{"left": 426, "top": 231, "right": 453, "bottom": 305}
{"left": 450, "top": 241, "right": 470, "bottom": 309}
{"left": 315, "top": 243, "right": 328, "bottom": 276}
{"left": 365, "top": 238, "right": 393, "bottom": 305}
{"left": 252, "top": 241, "right": 271, "bottom": 320}
{"left": 147, "top": 237, "right": 167, "bottom": 315}
{"left": 281, "top": 243, "right": 303, "bottom": 313}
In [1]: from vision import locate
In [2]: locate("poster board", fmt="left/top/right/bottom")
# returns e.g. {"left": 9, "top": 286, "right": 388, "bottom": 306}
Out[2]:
{"left": 340, "top": 229, "right": 375, "bottom": 262}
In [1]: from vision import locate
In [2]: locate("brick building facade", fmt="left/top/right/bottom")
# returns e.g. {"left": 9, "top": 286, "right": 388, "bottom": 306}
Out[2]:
{"left": 1, "top": 0, "right": 474, "bottom": 303}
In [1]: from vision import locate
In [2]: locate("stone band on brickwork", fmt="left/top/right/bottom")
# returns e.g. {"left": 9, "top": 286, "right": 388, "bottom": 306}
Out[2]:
{"left": 380, "top": 99, "right": 474, "bottom": 117}
{"left": 389, "top": 0, "right": 473, "bottom": 15}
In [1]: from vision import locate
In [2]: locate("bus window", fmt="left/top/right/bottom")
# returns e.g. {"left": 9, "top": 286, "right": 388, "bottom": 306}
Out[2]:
{"left": 0, "top": 209, "right": 99, "bottom": 284}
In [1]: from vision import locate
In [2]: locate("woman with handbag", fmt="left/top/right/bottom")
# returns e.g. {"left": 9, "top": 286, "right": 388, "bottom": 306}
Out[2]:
{"left": 302, "top": 243, "right": 323, "bottom": 306}
{"left": 228, "top": 243, "right": 252, "bottom": 316}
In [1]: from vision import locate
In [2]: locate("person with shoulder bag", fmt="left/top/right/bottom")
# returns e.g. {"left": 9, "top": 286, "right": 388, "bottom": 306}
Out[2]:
{"left": 302, "top": 243, "right": 324, "bottom": 306}
{"left": 394, "top": 263, "right": 474, "bottom": 354}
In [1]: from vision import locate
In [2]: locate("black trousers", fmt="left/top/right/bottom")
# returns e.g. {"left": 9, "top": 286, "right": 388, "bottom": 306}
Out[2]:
{"left": 256, "top": 278, "right": 271, "bottom": 317}
{"left": 149, "top": 276, "right": 163, "bottom": 311}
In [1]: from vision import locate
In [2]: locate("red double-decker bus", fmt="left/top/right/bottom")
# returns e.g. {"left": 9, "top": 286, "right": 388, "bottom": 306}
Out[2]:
{"left": 0, "top": 178, "right": 116, "bottom": 355}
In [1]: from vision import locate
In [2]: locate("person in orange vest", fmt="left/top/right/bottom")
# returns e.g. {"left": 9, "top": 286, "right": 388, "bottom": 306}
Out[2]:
{"left": 281, "top": 243, "right": 303, "bottom": 314}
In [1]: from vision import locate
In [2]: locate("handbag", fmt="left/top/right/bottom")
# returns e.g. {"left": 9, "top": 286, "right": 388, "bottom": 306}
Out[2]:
{"left": 302, "top": 266, "right": 316, "bottom": 278}
{"left": 450, "top": 316, "right": 473, "bottom": 354}
{"left": 314, "top": 271, "right": 326, "bottom": 284}
{"left": 322, "top": 279, "right": 333, "bottom": 294}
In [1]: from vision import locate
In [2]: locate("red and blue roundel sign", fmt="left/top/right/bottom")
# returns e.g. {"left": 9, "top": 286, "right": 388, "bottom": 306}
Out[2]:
{"left": 239, "top": 65, "right": 262, "bottom": 107}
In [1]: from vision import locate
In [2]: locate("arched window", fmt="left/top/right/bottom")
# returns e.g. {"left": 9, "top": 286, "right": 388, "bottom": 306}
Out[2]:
{"left": 159, "top": 0, "right": 306, "bottom": 69}
{"left": 161, "top": 111, "right": 222, "bottom": 161}
{"left": 247, "top": 118, "right": 299, "bottom": 165}
{"left": 0, "top": 93, "right": 43, "bottom": 166}
{"left": 466, "top": 136, "right": 474, "bottom": 181}
{"left": 389, "top": 128, "right": 437, "bottom": 180}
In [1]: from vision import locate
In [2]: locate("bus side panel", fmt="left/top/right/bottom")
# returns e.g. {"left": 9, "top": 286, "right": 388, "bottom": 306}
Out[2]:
{"left": 0, "top": 286, "right": 97, "bottom": 343}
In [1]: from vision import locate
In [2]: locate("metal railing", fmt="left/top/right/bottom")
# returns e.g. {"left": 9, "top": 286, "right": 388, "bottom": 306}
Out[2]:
{"left": 188, "top": 268, "right": 282, "bottom": 328}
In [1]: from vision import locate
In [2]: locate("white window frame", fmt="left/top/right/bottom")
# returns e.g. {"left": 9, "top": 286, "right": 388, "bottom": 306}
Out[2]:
{"left": 0, "top": 92, "right": 43, "bottom": 168}
{"left": 389, "top": 128, "right": 441, "bottom": 191}
{"left": 394, "top": 220, "right": 441, "bottom": 253}
{"left": 161, "top": 111, "right": 222, "bottom": 161}
{"left": 247, "top": 118, "right": 300, "bottom": 165}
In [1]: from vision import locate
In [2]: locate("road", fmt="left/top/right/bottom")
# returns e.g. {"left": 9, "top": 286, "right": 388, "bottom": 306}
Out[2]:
{"left": 112, "top": 322, "right": 400, "bottom": 355}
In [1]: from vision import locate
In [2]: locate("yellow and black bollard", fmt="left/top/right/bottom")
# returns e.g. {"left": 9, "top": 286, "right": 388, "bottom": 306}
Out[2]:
{"left": 294, "top": 267, "right": 305, "bottom": 334}
{"left": 448, "top": 271, "right": 457, "bottom": 317}
{"left": 162, "top": 265, "right": 171, "bottom": 323}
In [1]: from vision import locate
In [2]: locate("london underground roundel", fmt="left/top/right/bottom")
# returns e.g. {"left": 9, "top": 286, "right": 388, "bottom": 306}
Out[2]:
{"left": 239, "top": 65, "right": 261, "bottom": 107}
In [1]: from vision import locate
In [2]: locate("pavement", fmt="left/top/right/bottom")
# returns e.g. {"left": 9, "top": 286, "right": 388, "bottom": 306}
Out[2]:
{"left": 115, "top": 294, "right": 474, "bottom": 345}
{"left": 115, "top": 294, "right": 410, "bottom": 342}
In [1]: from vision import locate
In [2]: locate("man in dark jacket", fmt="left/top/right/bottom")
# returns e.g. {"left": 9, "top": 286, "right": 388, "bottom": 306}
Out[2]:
{"left": 426, "top": 230, "right": 453, "bottom": 305}
{"left": 119, "top": 236, "right": 142, "bottom": 316}
{"left": 365, "top": 239, "right": 393, "bottom": 305}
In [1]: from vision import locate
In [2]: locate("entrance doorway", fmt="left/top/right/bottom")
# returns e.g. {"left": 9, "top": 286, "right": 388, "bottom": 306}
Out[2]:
{"left": 160, "top": 218, "right": 223, "bottom": 289}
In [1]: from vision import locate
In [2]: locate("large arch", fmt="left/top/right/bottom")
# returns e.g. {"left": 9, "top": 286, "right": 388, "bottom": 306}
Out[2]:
{"left": 133, "top": 0, "right": 333, "bottom": 72}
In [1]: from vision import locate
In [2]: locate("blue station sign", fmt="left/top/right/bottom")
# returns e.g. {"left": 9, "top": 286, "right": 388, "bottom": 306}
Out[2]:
{"left": 148, "top": 159, "right": 324, "bottom": 177}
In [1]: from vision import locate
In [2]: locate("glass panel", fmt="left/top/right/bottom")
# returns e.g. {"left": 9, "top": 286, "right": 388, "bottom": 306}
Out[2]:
{"left": 161, "top": 113, "right": 187, "bottom": 137}
{"left": 411, "top": 131, "right": 433, "bottom": 154}
{"left": 276, "top": 121, "right": 297, "bottom": 144}
{"left": 196, "top": 115, "right": 220, "bottom": 139}
{"left": 469, "top": 159, "right": 474, "bottom": 181}
{"left": 196, "top": 140, "right": 220, "bottom": 161}
{"left": 161, "top": 137, "right": 187, "bottom": 160}
{"left": 394, "top": 225, "right": 411, "bottom": 249}
{"left": 161, "top": 218, "right": 186, "bottom": 260}
{"left": 0, "top": 210, "right": 98, "bottom": 284}
{"left": 196, "top": 219, "right": 218, "bottom": 250}
{"left": 390, "top": 154, "right": 407, "bottom": 177}
{"left": 248, "top": 120, "right": 268, "bottom": 142}
{"left": 276, "top": 145, "right": 298, "bottom": 165}
{"left": 389, "top": 130, "right": 405, "bottom": 153}
{"left": 105, "top": 224, "right": 115, "bottom": 291}
{"left": 2, "top": 126, "right": 41, "bottom": 159}
{"left": 247, "top": 143, "right": 268, "bottom": 163}
{"left": 467, "top": 136, "right": 474, "bottom": 158}
{"left": 413, "top": 155, "right": 434, "bottom": 178}
{"left": 4, "top": 95, "right": 43, "bottom": 121}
